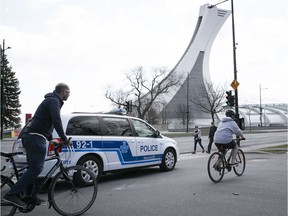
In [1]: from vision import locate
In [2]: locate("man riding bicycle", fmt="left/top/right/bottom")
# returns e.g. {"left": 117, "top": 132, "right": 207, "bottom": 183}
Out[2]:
{"left": 3, "top": 83, "right": 72, "bottom": 208}
{"left": 214, "top": 110, "right": 245, "bottom": 166}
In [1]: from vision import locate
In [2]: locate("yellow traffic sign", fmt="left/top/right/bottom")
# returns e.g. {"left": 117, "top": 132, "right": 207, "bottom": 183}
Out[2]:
{"left": 230, "top": 79, "right": 239, "bottom": 90}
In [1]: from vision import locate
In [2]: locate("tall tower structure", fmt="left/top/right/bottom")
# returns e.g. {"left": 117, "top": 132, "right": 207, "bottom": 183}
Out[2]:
{"left": 158, "top": 4, "right": 231, "bottom": 130}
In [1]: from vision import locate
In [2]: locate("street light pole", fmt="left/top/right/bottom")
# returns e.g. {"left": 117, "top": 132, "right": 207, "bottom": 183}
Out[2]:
{"left": 1, "top": 39, "right": 11, "bottom": 139}
{"left": 259, "top": 84, "right": 268, "bottom": 127}
{"left": 259, "top": 84, "right": 262, "bottom": 127}
{"left": 186, "top": 72, "right": 189, "bottom": 133}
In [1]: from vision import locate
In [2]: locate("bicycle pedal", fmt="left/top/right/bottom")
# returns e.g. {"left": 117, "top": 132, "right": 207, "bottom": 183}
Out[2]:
{"left": 19, "top": 205, "right": 34, "bottom": 213}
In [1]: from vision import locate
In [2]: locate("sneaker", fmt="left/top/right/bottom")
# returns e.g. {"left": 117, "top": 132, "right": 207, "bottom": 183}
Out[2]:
{"left": 3, "top": 193, "right": 26, "bottom": 208}
{"left": 226, "top": 165, "right": 232, "bottom": 172}
{"left": 35, "top": 196, "right": 47, "bottom": 206}
{"left": 192, "top": 152, "right": 196, "bottom": 154}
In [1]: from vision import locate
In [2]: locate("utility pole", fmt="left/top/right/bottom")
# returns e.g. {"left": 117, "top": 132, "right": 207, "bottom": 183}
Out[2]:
{"left": 209, "top": 0, "right": 240, "bottom": 125}
{"left": 230, "top": 0, "right": 240, "bottom": 125}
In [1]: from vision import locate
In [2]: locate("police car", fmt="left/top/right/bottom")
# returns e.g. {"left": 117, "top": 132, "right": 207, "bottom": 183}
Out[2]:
{"left": 12, "top": 113, "right": 179, "bottom": 185}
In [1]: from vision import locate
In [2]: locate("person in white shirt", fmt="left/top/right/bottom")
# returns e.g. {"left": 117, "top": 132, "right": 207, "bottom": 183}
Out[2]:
{"left": 192, "top": 125, "right": 205, "bottom": 154}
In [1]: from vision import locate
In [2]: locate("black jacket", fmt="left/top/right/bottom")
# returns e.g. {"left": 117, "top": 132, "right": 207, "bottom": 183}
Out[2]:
{"left": 208, "top": 126, "right": 217, "bottom": 139}
{"left": 24, "top": 91, "right": 67, "bottom": 141}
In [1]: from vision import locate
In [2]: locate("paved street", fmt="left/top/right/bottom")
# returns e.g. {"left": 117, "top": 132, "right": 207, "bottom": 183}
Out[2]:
{"left": 1, "top": 131, "right": 286, "bottom": 216}
{"left": 92, "top": 152, "right": 287, "bottom": 216}
{"left": 3, "top": 152, "right": 286, "bottom": 216}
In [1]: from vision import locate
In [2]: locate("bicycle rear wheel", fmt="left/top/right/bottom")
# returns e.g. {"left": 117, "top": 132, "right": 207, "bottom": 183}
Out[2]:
{"left": 48, "top": 165, "right": 97, "bottom": 216}
{"left": 233, "top": 149, "right": 246, "bottom": 176}
{"left": 207, "top": 152, "right": 225, "bottom": 183}
{"left": 1, "top": 175, "right": 17, "bottom": 216}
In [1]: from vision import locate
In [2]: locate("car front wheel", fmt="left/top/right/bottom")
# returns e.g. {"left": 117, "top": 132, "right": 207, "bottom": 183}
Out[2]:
{"left": 160, "top": 148, "right": 176, "bottom": 171}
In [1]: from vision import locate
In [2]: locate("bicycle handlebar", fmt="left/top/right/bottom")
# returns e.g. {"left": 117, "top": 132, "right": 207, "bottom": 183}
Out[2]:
{"left": 51, "top": 137, "right": 72, "bottom": 148}
{"left": 234, "top": 137, "right": 246, "bottom": 141}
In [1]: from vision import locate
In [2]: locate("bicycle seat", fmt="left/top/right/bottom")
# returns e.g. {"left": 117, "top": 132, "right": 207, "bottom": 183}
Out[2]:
{"left": 1, "top": 152, "right": 23, "bottom": 158}
{"left": 215, "top": 144, "right": 227, "bottom": 154}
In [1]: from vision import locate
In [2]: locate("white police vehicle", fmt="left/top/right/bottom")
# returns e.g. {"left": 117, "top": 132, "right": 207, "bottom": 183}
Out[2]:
{"left": 12, "top": 113, "right": 179, "bottom": 185}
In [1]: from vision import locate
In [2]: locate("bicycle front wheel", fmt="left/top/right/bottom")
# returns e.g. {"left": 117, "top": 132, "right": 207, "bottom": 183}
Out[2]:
{"left": 233, "top": 149, "right": 246, "bottom": 176}
{"left": 1, "top": 175, "right": 17, "bottom": 216}
{"left": 48, "top": 165, "right": 97, "bottom": 216}
{"left": 207, "top": 152, "right": 225, "bottom": 183}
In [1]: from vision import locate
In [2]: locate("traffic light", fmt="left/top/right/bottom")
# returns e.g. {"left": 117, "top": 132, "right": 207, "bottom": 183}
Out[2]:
{"left": 125, "top": 101, "right": 133, "bottom": 112}
{"left": 125, "top": 101, "right": 130, "bottom": 112}
{"left": 225, "top": 90, "right": 235, "bottom": 106}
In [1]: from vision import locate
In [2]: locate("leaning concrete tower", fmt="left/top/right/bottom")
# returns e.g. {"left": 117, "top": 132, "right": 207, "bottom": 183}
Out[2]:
{"left": 157, "top": 4, "right": 231, "bottom": 130}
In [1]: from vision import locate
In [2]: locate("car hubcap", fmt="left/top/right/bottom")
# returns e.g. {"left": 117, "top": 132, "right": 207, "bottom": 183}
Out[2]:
{"left": 165, "top": 152, "right": 175, "bottom": 168}
{"left": 83, "top": 160, "right": 98, "bottom": 180}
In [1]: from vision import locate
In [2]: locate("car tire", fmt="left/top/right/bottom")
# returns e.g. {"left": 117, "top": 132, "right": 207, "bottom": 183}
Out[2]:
{"left": 77, "top": 155, "right": 102, "bottom": 182}
{"left": 160, "top": 148, "right": 176, "bottom": 171}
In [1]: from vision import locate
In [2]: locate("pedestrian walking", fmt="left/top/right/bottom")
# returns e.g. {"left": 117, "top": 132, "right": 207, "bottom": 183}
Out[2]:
{"left": 206, "top": 122, "right": 217, "bottom": 154}
{"left": 192, "top": 125, "right": 205, "bottom": 154}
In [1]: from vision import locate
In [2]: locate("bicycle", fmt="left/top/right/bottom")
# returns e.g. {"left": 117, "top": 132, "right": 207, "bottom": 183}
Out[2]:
{"left": 207, "top": 138, "right": 246, "bottom": 183}
{"left": 1, "top": 139, "right": 97, "bottom": 216}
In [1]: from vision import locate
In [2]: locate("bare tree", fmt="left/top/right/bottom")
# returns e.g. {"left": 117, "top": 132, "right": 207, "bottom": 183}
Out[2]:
{"left": 174, "top": 104, "right": 188, "bottom": 126}
{"left": 105, "top": 66, "right": 182, "bottom": 119}
{"left": 157, "top": 100, "right": 172, "bottom": 125}
{"left": 105, "top": 87, "right": 130, "bottom": 109}
{"left": 132, "top": 66, "right": 183, "bottom": 119}
{"left": 189, "top": 80, "right": 227, "bottom": 122}
{"left": 145, "top": 107, "right": 159, "bottom": 125}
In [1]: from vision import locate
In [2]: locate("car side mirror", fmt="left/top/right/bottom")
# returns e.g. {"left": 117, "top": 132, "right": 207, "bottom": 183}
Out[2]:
{"left": 154, "top": 130, "right": 160, "bottom": 138}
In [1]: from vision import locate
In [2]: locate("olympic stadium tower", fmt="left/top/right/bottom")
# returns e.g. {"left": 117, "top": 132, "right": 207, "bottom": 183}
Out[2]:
{"left": 156, "top": 4, "right": 231, "bottom": 130}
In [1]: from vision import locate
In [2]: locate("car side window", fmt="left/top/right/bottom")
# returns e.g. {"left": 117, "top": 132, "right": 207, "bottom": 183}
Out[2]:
{"left": 102, "top": 117, "right": 132, "bottom": 136}
{"left": 66, "top": 116, "right": 101, "bottom": 136}
{"left": 131, "top": 119, "right": 155, "bottom": 137}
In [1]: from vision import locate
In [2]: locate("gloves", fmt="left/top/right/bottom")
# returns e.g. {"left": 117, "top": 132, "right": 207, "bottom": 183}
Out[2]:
{"left": 63, "top": 137, "right": 72, "bottom": 146}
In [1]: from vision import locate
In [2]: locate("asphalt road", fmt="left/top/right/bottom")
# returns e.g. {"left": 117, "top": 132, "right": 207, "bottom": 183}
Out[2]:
{"left": 1, "top": 132, "right": 286, "bottom": 216}
{"left": 172, "top": 131, "right": 288, "bottom": 154}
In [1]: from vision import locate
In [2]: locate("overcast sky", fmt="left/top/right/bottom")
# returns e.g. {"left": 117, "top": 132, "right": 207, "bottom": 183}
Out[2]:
{"left": 0, "top": 0, "right": 287, "bottom": 123}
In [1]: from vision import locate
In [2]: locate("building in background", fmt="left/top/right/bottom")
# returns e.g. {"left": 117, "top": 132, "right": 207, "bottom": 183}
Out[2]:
{"left": 155, "top": 4, "right": 231, "bottom": 130}
{"left": 148, "top": 4, "right": 288, "bottom": 130}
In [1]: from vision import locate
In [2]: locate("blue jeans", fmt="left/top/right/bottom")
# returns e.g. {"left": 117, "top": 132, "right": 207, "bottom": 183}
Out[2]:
{"left": 9, "top": 134, "right": 47, "bottom": 196}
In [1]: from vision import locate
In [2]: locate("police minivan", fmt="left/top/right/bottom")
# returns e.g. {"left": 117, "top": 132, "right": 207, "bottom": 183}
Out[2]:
{"left": 12, "top": 113, "right": 179, "bottom": 185}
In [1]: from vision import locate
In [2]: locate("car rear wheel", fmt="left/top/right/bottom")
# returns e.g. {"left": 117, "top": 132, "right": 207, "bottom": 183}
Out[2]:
{"left": 160, "top": 148, "right": 176, "bottom": 171}
{"left": 77, "top": 155, "right": 102, "bottom": 183}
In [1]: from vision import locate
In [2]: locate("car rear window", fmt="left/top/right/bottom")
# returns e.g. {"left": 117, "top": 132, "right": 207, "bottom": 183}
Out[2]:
{"left": 66, "top": 116, "right": 101, "bottom": 136}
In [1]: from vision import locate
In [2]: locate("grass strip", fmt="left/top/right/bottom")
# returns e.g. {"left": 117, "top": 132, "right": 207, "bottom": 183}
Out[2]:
{"left": 259, "top": 144, "right": 287, "bottom": 154}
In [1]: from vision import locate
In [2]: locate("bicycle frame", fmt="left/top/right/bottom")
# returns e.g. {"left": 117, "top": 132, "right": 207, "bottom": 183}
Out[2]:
{"left": 29, "top": 154, "right": 64, "bottom": 199}
{"left": 222, "top": 149, "right": 232, "bottom": 165}
{"left": 2, "top": 140, "right": 98, "bottom": 216}
{"left": 1, "top": 148, "right": 66, "bottom": 205}
{"left": 207, "top": 140, "right": 246, "bottom": 183}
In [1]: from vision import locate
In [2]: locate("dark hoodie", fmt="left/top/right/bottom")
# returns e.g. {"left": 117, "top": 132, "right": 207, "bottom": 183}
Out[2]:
{"left": 24, "top": 91, "right": 67, "bottom": 141}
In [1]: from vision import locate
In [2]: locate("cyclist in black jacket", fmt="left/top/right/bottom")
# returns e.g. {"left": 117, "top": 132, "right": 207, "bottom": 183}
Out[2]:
{"left": 3, "top": 83, "right": 71, "bottom": 208}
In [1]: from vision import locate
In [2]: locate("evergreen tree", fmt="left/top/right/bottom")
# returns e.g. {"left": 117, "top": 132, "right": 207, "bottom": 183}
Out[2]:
{"left": 1, "top": 55, "right": 21, "bottom": 129}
